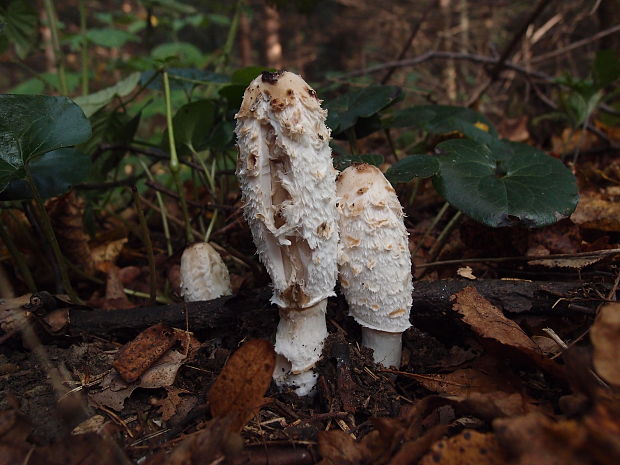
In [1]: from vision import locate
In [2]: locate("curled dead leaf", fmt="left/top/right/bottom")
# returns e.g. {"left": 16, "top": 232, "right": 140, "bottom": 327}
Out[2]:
{"left": 208, "top": 339, "right": 276, "bottom": 432}
{"left": 590, "top": 303, "right": 620, "bottom": 387}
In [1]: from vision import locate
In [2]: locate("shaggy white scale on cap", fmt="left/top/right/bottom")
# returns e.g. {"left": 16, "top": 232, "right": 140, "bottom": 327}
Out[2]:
{"left": 235, "top": 71, "right": 339, "bottom": 396}
{"left": 180, "top": 242, "right": 232, "bottom": 302}
{"left": 337, "top": 164, "right": 412, "bottom": 367}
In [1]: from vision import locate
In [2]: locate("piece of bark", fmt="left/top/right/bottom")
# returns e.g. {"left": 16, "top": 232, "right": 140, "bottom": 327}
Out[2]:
{"left": 64, "top": 280, "right": 595, "bottom": 336}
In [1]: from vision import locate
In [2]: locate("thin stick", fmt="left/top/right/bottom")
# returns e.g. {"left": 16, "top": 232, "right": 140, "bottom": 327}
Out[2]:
{"left": 78, "top": 0, "right": 89, "bottom": 95}
{"left": 417, "top": 247, "right": 620, "bottom": 269}
{"left": 42, "top": 0, "right": 67, "bottom": 95}
{"left": 131, "top": 186, "right": 157, "bottom": 304}
{"left": 0, "top": 220, "right": 37, "bottom": 292}
{"left": 530, "top": 23, "right": 620, "bottom": 64}
{"left": 138, "top": 158, "right": 173, "bottom": 256}
{"left": 467, "top": 0, "right": 552, "bottom": 106}
{"left": 427, "top": 210, "right": 463, "bottom": 262}
{"left": 24, "top": 166, "right": 81, "bottom": 303}
{"left": 380, "top": 0, "right": 439, "bottom": 84}
{"left": 163, "top": 70, "right": 194, "bottom": 243}
{"left": 411, "top": 201, "right": 450, "bottom": 256}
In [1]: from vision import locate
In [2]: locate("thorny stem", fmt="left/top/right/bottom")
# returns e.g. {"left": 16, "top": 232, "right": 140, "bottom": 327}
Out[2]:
{"left": 0, "top": 221, "right": 37, "bottom": 292}
{"left": 23, "top": 165, "right": 81, "bottom": 304}
{"left": 163, "top": 70, "right": 194, "bottom": 243}
{"left": 42, "top": 0, "right": 68, "bottom": 95}
{"left": 131, "top": 186, "right": 157, "bottom": 304}
{"left": 138, "top": 158, "right": 173, "bottom": 256}
{"left": 78, "top": 0, "right": 89, "bottom": 95}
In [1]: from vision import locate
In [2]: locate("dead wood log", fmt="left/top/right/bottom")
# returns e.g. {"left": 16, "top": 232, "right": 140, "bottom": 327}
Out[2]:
{"left": 63, "top": 280, "right": 597, "bottom": 336}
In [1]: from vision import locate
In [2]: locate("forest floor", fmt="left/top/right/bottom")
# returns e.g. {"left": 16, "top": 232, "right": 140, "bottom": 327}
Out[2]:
{"left": 2, "top": 146, "right": 620, "bottom": 465}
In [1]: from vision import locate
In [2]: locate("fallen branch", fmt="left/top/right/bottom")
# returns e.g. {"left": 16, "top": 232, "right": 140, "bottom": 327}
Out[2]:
{"left": 58, "top": 280, "right": 597, "bottom": 336}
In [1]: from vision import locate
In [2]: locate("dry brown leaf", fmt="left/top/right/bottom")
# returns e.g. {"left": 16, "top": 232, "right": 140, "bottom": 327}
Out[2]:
{"left": 590, "top": 303, "right": 620, "bottom": 387}
{"left": 317, "top": 430, "right": 366, "bottom": 465}
{"left": 419, "top": 429, "right": 504, "bottom": 465}
{"left": 208, "top": 339, "right": 276, "bottom": 432}
{"left": 144, "top": 417, "right": 243, "bottom": 465}
{"left": 405, "top": 368, "right": 509, "bottom": 397}
{"left": 113, "top": 323, "right": 177, "bottom": 382}
{"left": 47, "top": 191, "right": 95, "bottom": 275}
{"left": 551, "top": 127, "right": 600, "bottom": 156}
{"left": 452, "top": 286, "right": 540, "bottom": 353}
{"left": 493, "top": 413, "right": 588, "bottom": 465}
{"left": 154, "top": 387, "right": 194, "bottom": 421}
{"left": 571, "top": 192, "right": 620, "bottom": 232}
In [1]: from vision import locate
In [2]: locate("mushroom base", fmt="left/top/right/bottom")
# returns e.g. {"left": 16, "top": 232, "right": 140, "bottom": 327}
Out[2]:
{"left": 273, "top": 300, "right": 328, "bottom": 396}
{"left": 362, "top": 327, "right": 403, "bottom": 368}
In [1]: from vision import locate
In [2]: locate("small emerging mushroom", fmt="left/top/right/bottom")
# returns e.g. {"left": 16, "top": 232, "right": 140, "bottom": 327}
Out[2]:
{"left": 180, "top": 242, "right": 232, "bottom": 301}
{"left": 235, "top": 71, "right": 339, "bottom": 396}
{"left": 336, "top": 164, "right": 413, "bottom": 367}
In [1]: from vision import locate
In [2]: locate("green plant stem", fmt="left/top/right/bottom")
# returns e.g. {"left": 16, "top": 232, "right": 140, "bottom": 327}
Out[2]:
{"left": 411, "top": 201, "right": 450, "bottom": 256}
{"left": 384, "top": 128, "right": 401, "bottom": 161}
{"left": 204, "top": 209, "right": 218, "bottom": 243}
{"left": 78, "top": 0, "right": 89, "bottom": 95}
{"left": 131, "top": 186, "right": 157, "bottom": 304}
{"left": 0, "top": 221, "right": 37, "bottom": 293}
{"left": 347, "top": 128, "right": 358, "bottom": 154}
{"left": 23, "top": 165, "right": 81, "bottom": 303}
{"left": 407, "top": 179, "right": 420, "bottom": 208}
{"left": 216, "top": 0, "right": 243, "bottom": 72}
{"left": 42, "top": 0, "right": 68, "bottom": 95}
{"left": 138, "top": 158, "right": 173, "bottom": 256}
{"left": 427, "top": 210, "right": 463, "bottom": 263}
{"left": 163, "top": 70, "right": 194, "bottom": 243}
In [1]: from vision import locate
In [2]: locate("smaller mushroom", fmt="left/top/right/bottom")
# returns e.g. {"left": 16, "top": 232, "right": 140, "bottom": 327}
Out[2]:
{"left": 336, "top": 164, "right": 413, "bottom": 367}
{"left": 180, "top": 242, "right": 232, "bottom": 301}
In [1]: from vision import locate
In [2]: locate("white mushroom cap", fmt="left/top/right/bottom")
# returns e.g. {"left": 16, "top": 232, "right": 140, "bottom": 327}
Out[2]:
{"left": 336, "top": 164, "right": 412, "bottom": 333}
{"left": 180, "top": 242, "right": 232, "bottom": 302}
{"left": 235, "top": 71, "right": 338, "bottom": 310}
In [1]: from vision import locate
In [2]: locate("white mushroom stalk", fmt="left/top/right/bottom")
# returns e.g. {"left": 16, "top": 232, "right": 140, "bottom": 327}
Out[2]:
{"left": 235, "top": 71, "right": 339, "bottom": 396}
{"left": 180, "top": 242, "right": 232, "bottom": 302}
{"left": 336, "top": 164, "right": 413, "bottom": 367}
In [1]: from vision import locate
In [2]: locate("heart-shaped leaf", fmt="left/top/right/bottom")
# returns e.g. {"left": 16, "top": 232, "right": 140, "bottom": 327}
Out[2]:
{"left": 0, "top": 94, "right": 91, "bottom": 192}
{"left": 326, "top": 85, "right": 402, "bottom": 134}
{"left": 432, "top": 139, "right": 578, "bottom": 227}
{"left": 0, "top": 148, "right": 91, "bottom": 200}
{"left": 387, "top": 105, "right": 498, "bottom": 146}
{"left": 385, "top": 154, "right": 439, "bottom": 183}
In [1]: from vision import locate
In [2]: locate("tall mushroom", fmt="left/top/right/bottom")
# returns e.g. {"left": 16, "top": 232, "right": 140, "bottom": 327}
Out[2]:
{"left": 235, "top": 71, "right": 339, "bottom": 396}
{"left": 336, "top": 164, "right": 412, "bottom": 367}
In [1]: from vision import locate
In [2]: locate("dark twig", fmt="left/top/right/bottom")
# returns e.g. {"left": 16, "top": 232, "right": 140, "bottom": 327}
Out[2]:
{"left": 131, "top": 186, "right": 157, "bottom": 304}
{"left": 530, "top": 23, "right": 620, "bottom": 64}
{"left": 380, "top": 0, "right": 439, "bottom": 84}
{"left": 467, "top": 0, "right": 552, "bottom": 106}
{"left": 340, "top": 51, "right": 553, "bottom": 82}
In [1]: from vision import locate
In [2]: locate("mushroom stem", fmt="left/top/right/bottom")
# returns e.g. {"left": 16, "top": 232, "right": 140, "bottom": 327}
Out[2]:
{"left": 361, "top": 327, "right": 402, "bottom": 368}
{"left": 273, "top": 299, "right": 328, "bottom": 396}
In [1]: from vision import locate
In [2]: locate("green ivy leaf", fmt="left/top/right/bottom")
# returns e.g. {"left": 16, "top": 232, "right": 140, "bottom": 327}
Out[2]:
{"left": 163, "top": 99, "right": 216, "bottom": 157}
{"left": 0, "top": 149, "right": 91, "bottom": 200}
{"left": 386, "top": 105, "right": 498, "bottom": 146}
{"left": 74, "top": 72, "right": 141, "bottom": 117}
{"left": 141, "top": 68, "right": 228, "bottom": 91}
{"left": 86, "top": 28, "right": 138, "bottom": 48}
{"left": 432, "top": 139, "right": 578, "bottom": 228}
{"left": 0, "top": 1, "right": 37, "bottom": 59}
{"left": 385, "top": 154, "right": 439, "bottom": 183}
{"left": 333, "top": 153, "right": 384, "bottom": 171}
{"left": 151, "top": 42, "right": 205, "bottom": 67}
{"left": 325, "top": 85, "right": 402, "bottom": 134}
